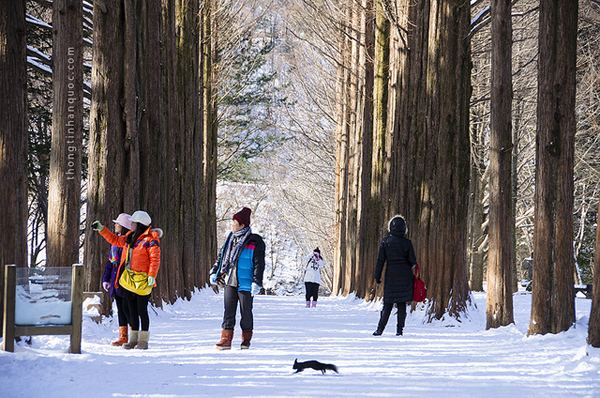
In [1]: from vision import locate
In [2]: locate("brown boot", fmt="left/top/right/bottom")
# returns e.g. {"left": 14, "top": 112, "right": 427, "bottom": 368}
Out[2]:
{"left": 241, "top": 331, "right": 253, "bottom": 349}
{"left": 123, "top": 330, "right": 139, "bottom": 349}
{"left": 110, "top": 326, "right": 128, "bottom": 346}
{"left": 215, "top": 329, "right": 234, "bottom": 350}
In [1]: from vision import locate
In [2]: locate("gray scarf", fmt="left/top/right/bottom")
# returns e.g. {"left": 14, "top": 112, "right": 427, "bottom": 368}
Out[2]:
{"left": 221, "top": 226, "right": 252, "bottom": 274}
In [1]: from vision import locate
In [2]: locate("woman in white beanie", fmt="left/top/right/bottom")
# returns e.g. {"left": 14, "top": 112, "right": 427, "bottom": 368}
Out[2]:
{"left": 92, "top": 210, "right": 162, "bottom": 349}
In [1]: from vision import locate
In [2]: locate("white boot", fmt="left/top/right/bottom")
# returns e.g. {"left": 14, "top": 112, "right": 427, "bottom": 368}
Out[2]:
{"left": 123, "top": 330, "right": 139, "bottom": 349}
{"left": 136, "top": 331, "right": 149, "bottom": 349}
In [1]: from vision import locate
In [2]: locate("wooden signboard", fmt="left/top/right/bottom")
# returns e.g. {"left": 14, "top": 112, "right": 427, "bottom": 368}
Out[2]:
{"left": 2, "top": 264, "right": 83, "bottom": 353}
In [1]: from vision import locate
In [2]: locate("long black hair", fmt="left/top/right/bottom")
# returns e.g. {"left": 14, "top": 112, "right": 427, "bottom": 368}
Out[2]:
{"left": 126, "top": 223, "right": 149, "bottom": 246}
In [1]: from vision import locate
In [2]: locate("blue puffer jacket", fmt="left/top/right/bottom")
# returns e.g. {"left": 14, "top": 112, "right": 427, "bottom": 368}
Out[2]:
{"left": 210, "top": 233, "right": 266, "bottom": 291}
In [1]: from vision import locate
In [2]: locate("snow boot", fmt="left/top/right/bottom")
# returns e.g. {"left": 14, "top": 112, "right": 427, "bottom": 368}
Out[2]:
{"left": 373, "top": 306, "right": 391, "bottom": 336}
{"left": 312, "top": 301, "right": 317, "bottom": 308}
{"left": 396, "top": 328, "right": 403, "bottom": 336}
{"left": 123, "top": 330, "right": 139, "bottom": 349}
{"left": 215, "top": 329, "right": 234, "bottom": 350}
{"left": 241, "top": 331, "right": 253, "bottom": 349}
{"left": 306, "top": 301, "right": 310, "bottom": 308}
{"left": 136, "top": 331, "right": 149, "bottom": 349}
{"left": 110, "top": 326, "right": 128, "bottom": 346}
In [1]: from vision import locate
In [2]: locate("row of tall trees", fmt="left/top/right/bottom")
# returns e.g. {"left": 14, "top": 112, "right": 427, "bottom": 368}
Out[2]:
{"left": 330, "top": 0, "right": 599, "bottom": 345}
{"left": 1, "top": 0, "right": 599, "bottom": 347}
{"left": 333, "top": 0, "right": 472, "bottom": 321}
{"left": 469, "top": 0, "right": 597, "bottom": 340}
{"left": 0, "top": 0, "right": 219, "bottom": 322}
{"left": 2, "top": 0, "right": 290, "bottom": 322}
{"left": 85, "top": 0, "right": 217, "bottom": 308}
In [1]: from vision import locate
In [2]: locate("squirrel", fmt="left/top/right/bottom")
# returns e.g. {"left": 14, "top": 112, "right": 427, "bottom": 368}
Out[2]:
{"left": 293, "top": 359, "right": 338, "bottom": 374}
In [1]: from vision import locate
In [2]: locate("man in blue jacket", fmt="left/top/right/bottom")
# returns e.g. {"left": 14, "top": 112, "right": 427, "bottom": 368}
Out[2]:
{"left": 209, "top": 207, "right": 265, "bottom": 349}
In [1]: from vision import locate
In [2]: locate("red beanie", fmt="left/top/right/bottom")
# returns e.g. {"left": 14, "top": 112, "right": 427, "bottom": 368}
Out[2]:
{"left": 233, "top": 207, "right": 252, "bottom": 226}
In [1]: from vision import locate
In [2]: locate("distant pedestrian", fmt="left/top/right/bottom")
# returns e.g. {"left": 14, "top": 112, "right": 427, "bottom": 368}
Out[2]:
{"left": 92, "top": 210, "right": 162, "bottom": 349}
{"left": 304, "top": 248, "right": 325, "bottom": 308}
{"left": 101, "top": 213, "right": 132, "bottom": 346}
{"left": 373, "top": 215, "right": 417, "bottom": 336}
{"left": 209, "top": 207, "right": 266, "bottom": 350}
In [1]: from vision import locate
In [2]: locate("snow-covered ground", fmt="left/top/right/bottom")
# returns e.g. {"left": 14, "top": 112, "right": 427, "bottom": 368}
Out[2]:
{"left": 1, "top": 289, "right": 598, "bottom": 398}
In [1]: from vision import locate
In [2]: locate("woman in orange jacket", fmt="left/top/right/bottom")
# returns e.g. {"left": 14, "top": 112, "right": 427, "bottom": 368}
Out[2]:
{"left": 92, "top": 210, "right": 162, "bottom": 349}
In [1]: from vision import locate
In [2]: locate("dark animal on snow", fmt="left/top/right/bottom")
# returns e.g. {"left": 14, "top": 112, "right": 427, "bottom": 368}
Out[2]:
{"left": 293, "top": 359, "right": 338, "bottom": 374}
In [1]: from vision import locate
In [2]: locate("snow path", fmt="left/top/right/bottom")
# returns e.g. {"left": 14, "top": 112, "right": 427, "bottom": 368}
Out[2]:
{"left": 1, "top": 290, "right": 599, "bottom": 398}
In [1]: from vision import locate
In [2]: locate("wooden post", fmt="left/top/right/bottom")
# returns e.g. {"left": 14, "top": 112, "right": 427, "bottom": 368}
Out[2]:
{"left": 2, "top": 264, "right": 16, "bottom": 352}
{"left": 70, "top": 264, "right": 83, "bottom": 353}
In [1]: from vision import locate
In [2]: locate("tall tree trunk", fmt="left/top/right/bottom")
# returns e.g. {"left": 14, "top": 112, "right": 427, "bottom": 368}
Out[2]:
{"left": 0, "top": 0, "right": 28, "bottom": 329}
{"left": 362, "top": 0, "right": 391, "bottom": 301}
{"left": 528, "top": 0, "right": 577, "bottom": 335}
{"left": 342, "top": 0, "right": 362, "bottom": 297}
{"left": 511, "top": 109, "right": 519, "bottom": 294}
{"left": 355, "top": 0, "right": 376, "bottom": 299}
{"left": 85, "top": 0, "right": 127, "bottom": 314}
{"left": 334, "top": 0, "right": 361, "bottom": 297}
{"left": 333, "top": 0, "right": 382, "bottom": 299}
{"left": 378, "top": 0, "right": 409, "bottom": 301}
{"left": 333, "top": 0, "right": 390, "bottom": 300}
{"left": 332, "top": 0, "right": 353, "bottom": 296}
{"left": 486, "top": 0, "right": 515, "bottom": 329}
{"left": 122, "top": 0, "right": 139, "bottom": 209}
{"left": 389, "top": 0, "right": 427, "bottom": 233}
{"left": 156, "top": 0, "right": 206, "bottom": 302}
{"left": 175, "top": 0, "right": 204, "bottom": 297}
{"left": 202, "top": 0, "right": 217, "bottom": 279}
{"left": 588, "top": 205, "right": 600, "bottom": 347}
{"left": 159, "top": 0, "right": 181, "bottom": 302}
{"left": 468, "top": 144, "right": 486, "bottom": 292}
{"left": 135, "top": 0, "right": 163, "bottom": 304}
{"left": 468, "top": 68, "right": 488, "bottom": 293}
{"left": 395, "top": 0, "right": 471, "bottom": 320}
{"left": 47, "top": 0, "right": 83, "bottom": 268}
{"left": 426, "top": 0, "right": 471, "bottom": 320}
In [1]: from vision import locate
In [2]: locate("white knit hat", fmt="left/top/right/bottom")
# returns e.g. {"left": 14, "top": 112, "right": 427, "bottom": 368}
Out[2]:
{"left": 130, "top": 210, "right": 152, "bottom": 226}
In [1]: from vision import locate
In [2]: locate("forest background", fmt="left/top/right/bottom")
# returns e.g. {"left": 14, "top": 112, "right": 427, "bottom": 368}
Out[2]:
{"left": 0, "top": 0, "right": 599, "bottom": 345}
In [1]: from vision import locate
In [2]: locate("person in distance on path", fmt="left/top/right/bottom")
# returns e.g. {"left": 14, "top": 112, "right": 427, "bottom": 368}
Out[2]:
{"left": 304, "top": 247, "right": 326, "bottom": 308}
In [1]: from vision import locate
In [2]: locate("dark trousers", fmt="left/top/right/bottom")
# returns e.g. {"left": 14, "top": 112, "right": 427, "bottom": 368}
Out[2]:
{"left": 222, "top": 285, "right": 254, "bottom": 332}
{"left": 376, "top": 302, "right": 407, "bottom": 333}
{"left": 115, "top": 295, "right": 129, "bottom": 327}
{"left": 305, "top": 282, "right": 320, "bottom": 302}
{"left": 124, "top": 290, "right": 150, "bottom": 331}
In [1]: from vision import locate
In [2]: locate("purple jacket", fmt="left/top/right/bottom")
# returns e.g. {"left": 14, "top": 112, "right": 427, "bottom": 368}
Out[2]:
{"left": 102, "top": 244, "right": 125, "bottom": 298}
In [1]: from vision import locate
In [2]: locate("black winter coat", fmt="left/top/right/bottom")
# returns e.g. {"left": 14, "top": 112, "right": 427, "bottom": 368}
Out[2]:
{"left": 374, "top": 226, "right": 417, "bottom": 304}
